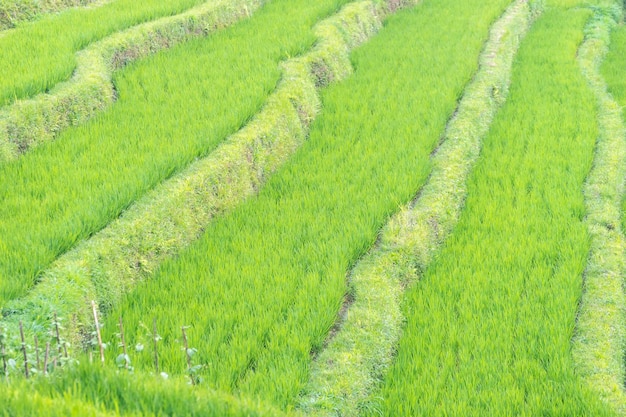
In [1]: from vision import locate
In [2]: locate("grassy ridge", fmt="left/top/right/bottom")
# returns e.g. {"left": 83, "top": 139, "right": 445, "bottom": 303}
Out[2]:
{"left": 0, "top": 0, "right": 348, "bottom": 306}
{"left": 0, "top": 0, "right": 99, "bottom": 30}
{"left": 572, "top": 1, "right": 626, "bottom": 413}
{"left": 603, "top": 21, "right": 626, "bottom": 234}
{"left": 98, "top": 0, "right": 510, "bottom": 410}
{"left": 0, "top": 0, "right": 209, "bottom": 107}
{"left": 366, "top": 4, "right": 614, "bottom": 416}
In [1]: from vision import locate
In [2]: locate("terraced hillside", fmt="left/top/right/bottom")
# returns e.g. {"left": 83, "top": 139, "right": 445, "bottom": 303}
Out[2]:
{"left": 2, "top": 0, "right": 626, "bottom": 415}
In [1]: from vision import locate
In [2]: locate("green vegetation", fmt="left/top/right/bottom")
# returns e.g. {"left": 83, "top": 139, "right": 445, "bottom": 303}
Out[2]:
{"left": 298, "top": 1, "right": 536, "bottom": 414}
{"left": 572, "top": 1, "right": 626, "bottom": 414}
{"left": 0, "top": 0, "right": 267, "bottom": 162}
{"left": 366, "top": 3, "right": 615, "bottom": 416}
{"left": 0, "top": 0, "right": 348, "bottom": 307}
{"left": 2, "top": 0, "right": 626, "bottom": 414}
{"left": 95, "top": 0, "right": 511, "bottom": 410}
{"left": 0, "top": 0, "right": 99, "bottom": 30}
{"left": 0, "top": 0, "right": 209, "bottom": 107}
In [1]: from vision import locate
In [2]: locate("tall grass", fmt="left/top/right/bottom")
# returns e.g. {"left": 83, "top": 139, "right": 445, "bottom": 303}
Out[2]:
{"left": 97, "top": 0, "right": 510, "bottom": 410}
{"left": 0, "top": 0, "right": 348, "bottom": 306}
{"left": 0, "top": 0, "right": 210, "bottom": 107}
{"left": 366, "top": 3, "right": 615, "bottom": 416}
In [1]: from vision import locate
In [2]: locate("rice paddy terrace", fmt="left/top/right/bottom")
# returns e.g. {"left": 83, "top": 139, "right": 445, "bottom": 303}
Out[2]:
{"left": 2, "top": 0, "right": 626, "bottom": 415}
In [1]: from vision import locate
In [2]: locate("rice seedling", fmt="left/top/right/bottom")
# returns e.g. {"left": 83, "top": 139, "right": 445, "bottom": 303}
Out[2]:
{"left": 95, "top": 0, "right": 511, "bottom": 410}
{"left": 0, "top": 0, "right": 349, "bottom": 307}
{"left": 365, "top": 2, "right": 616, "bottom": 415}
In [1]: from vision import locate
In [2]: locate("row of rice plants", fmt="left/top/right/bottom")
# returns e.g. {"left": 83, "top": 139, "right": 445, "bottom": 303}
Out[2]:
{"left": 0, "top": 0, "right": 268, "bottom": 163}
{"left": 299, "top": 0, "right": 538, "bottom": 414}
{"left": 0, "top": 0, "right": 209, "bottom": 107}
{"left": 0, "top": 0, "right": 98, "bottom": 30}
{"left": 571, "top": 1, "right": 626, "bottom": 414}
{"left": 365, "top": 1, "right": 616, "bottom": 415}
{"left": 95, "top": 0, "right": 512, "bottom": 411}
{"left": 0, "top": 0, "right": 349, "bottom": 306}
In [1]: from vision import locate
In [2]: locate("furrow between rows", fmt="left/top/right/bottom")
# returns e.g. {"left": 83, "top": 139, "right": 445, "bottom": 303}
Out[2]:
{"left": 571, "top": 1, "right": 626, "bottom": 414}
{"left": 0, "top": 0, "right": 264, "bottom": 163}
{"left": 297, "top": 0, "right": 536, "bottom": 414}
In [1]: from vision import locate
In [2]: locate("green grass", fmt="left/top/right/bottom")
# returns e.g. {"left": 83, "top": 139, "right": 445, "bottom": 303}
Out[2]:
{"left": 0, "top": 0, "right": 211, "bottom": 107}
{"left": 96, "top": 0, "right": 510, "bottom": 410}
{"left": 0, "top": 0, "right": 99, "bottom": 30}
{"left": 602, "top": 20, "right": 626, "bottom": 233}
{"left": 366, "top": 4, "right": 615, "bottom": 416}
{"left": 571, "top": 1, "right": 626, "bottom": 413}
{"left": 0, "top": 0, "right": 350, "bottom": 307}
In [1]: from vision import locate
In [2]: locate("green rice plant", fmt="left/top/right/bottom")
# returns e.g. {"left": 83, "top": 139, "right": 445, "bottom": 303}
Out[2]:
{"left": 0, "top": 0, "right": 267, "bottom": 163}
{"left": 95, "top": 0, "right": 511, "bottom": 410}
{"left": 0, "top": 0, "right": 100, "bottom": 30}
{"left": 0, "top": 0, "right": 215, "bottom": 108}
{"left": 0, "top": 0, "right": 350, "bottom": 307}
{"left": 571, "top": 1, "right": 626, "bottom": 414}
{"left": 365, "top": 2, "right": 616, "bottom": 416}
{"left": 298, "top": 0, "right": 537, "bottom": 414}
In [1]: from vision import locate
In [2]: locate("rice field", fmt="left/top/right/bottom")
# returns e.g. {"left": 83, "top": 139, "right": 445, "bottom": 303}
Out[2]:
{"left": 2, "top": 0, "right": 626, "bottom": 415}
